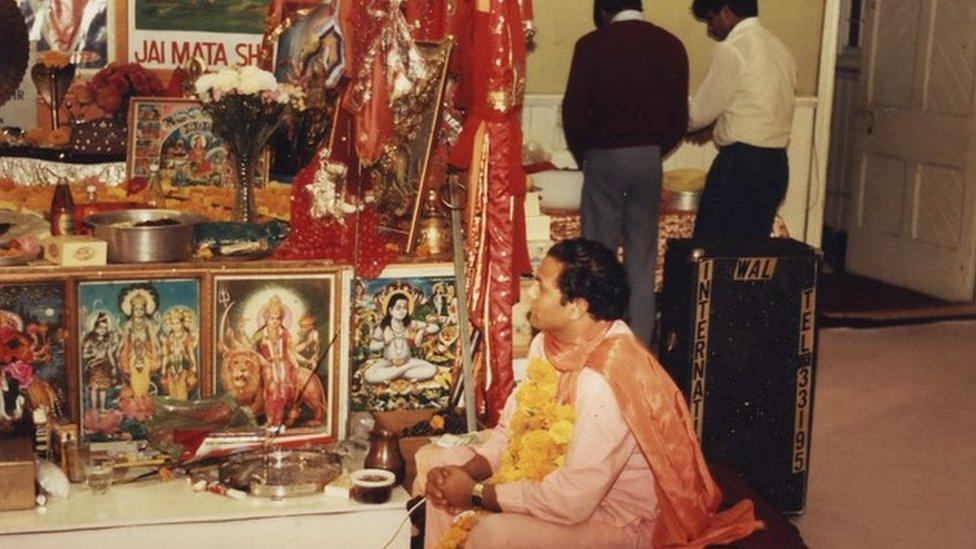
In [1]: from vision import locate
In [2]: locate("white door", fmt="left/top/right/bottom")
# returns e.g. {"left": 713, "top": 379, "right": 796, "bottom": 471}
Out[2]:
{"left": 845, "top": 0, "right": 976, "bottom": 301}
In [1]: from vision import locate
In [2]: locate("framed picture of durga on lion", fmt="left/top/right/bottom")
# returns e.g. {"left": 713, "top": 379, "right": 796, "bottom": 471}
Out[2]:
{"left": 211, "top": 267, "right": 350, "bottom": 439}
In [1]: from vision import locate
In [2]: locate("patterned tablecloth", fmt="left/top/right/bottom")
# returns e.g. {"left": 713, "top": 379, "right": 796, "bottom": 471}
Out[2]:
{"left": 546, "top": 208, "right": 790, "bottom": 292}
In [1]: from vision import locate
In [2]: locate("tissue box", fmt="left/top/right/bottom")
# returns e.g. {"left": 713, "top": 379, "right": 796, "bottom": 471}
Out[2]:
{"left": 43, "top": 236, "right": 107, "bottom": 266}
{"left": 0, "top": 435, "right": 36, "bottom": 511}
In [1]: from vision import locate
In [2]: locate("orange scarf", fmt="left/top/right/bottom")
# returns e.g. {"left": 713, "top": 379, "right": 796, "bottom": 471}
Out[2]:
{"left": 545, "top": 323, "right": 763, "bottom": 548}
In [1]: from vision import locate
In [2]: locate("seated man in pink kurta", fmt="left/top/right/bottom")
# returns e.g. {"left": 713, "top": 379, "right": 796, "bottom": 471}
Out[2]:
{"left": 415, "top": 238, "right": 763, "bottom": 548}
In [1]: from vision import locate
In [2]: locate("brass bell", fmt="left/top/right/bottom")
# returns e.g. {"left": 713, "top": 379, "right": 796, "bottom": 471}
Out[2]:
{"left": 415, "top": 188, "right": 451, "bottom": 258}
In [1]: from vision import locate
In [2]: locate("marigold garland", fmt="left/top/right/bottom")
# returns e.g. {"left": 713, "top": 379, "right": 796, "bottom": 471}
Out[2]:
{"left": 437, "top": 357, "right": 574, "bottom": 548}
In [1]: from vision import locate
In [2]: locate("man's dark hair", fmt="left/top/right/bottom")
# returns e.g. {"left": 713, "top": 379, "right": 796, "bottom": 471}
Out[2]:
{"left": 596, "top": 0, "right": 643, "bottom": 17}
{"left": 691, "top": 0, "right": 758, "bottom": 19}
{"left": 546, "top": 238, "right": 629, "bottom": 321}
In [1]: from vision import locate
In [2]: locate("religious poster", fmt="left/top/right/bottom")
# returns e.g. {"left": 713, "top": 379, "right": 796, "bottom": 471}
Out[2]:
{"left": 0, "top": 283, "right": 69, "bottom": 436}
{"left": 128, "top": 0, "right": 271, "bottom": 69}
{"left": 126, "top": 97, "right": 268, "bottom": 187}
{"left": 17, "top": 0, "right": 114, "bottom": 70}
{"left": 212, "top": 272, "right": 339, "bottom": 432}
{"left": 271, "top": 2, "right": 343, "bottom": 92}
{"left": 350, "top": 264, "right": 459, "bottom": 412}
{"left": 77, "top": 279, "right": 201, "bottom": 442}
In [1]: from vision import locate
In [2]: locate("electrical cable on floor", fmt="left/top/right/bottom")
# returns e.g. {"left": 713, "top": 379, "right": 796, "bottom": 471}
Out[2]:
{"left": 380, "top": 496, "right": 427, "bottom": 549}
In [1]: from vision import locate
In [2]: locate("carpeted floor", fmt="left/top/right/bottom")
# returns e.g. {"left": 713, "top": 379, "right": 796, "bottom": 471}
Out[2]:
{"left": 819, "top": 273, "right": 976, "bottom": 326}
{"left": 791, "top": 319, "right": 976, "bottom": 548}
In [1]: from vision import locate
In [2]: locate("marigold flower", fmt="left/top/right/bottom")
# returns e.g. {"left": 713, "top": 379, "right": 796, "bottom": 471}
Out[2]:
{"left": 555, "top": 403, "right": 575, "bottom": 422}
{"left": 549, "top": 419, "right": 573, "bottom": 444}
{"left": 49, "top": 127, "right": 71, "bottom": 146}
{"left": 40, "top": 50, "right": 71, "bottom": 68}
{"left": 526, "top": 357, "right": 557, "bottom": 385}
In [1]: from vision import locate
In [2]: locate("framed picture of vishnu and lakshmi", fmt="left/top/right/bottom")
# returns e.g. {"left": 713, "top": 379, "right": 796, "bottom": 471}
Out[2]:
{"left": 77, "top": 277, "right": 203, "bottom": 442}
{"left": 349, "top": 263, "right": 461, "bottom": 414}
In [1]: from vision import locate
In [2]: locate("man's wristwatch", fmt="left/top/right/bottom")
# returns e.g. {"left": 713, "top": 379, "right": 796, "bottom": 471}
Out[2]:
{"left": 470, "top": 482, "right": 486, "bottom": 508}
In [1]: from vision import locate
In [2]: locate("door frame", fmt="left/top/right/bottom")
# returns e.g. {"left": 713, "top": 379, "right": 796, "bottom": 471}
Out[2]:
{"left": 808, "top": 0, "right": 843, "bottom": 246}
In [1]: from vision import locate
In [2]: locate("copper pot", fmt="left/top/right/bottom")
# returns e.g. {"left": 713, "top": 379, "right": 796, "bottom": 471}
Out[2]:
{"left": 364, "top": 428, "right": 404, "bottom": 483}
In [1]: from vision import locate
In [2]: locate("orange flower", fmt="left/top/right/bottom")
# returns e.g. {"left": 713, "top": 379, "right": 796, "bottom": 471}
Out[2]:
{"left": 49, "top": 127, "right": 71, "bottom": 147}
{"left": 40, "top": 51, "right": 71, "bottom": 69}
{"left": 24, "top": 128, "right": 48, "bottom": 146}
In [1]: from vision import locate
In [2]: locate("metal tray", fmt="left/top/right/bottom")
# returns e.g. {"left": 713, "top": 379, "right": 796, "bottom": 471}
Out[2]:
{"left": 219, "top": 447, "right": 341, "bottom": 500}
{"left": 0, "top": 249, "right": 40, "bottom": 266}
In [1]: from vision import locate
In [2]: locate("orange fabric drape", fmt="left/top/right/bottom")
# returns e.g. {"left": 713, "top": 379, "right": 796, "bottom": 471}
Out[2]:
{"left": 545, "top": 330, "right": 763, "bottom": 548}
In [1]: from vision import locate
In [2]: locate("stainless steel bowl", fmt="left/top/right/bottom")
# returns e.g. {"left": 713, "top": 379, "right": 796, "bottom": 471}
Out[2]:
{"left": 666, "top": 190, "right": 701, "bottom": 212}
{"left": 85, "top": 209, "right": 207, "bottom": 263}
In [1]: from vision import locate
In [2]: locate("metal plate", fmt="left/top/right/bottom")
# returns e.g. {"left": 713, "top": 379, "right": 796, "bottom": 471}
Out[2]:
{"left": 0, "top": 249, "right": 39, "bottom": 266}
{"left": 219, "top": 447, "right": 341, "bottom": 499}
{"left": 0, "top": 0, "right": 29, "bottom": 108}
{"left": 0, "top": 210, "right": 49, "bottom": 244}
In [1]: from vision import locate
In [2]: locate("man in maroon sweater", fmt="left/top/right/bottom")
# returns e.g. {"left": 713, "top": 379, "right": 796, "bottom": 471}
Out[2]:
{"left": 562, "top": 0, "right": 688, "bottom": 348}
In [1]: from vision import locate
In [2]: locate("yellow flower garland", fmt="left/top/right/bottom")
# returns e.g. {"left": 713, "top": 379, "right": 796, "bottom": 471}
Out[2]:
{"left": 437, "top": 357, "right": 575, "bottom": 548}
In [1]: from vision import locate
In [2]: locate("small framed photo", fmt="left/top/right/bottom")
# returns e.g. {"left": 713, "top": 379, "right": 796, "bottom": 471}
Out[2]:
{"left": 126, "top": 97, "right": 269, "bottom": 188}
{"left": 350, "top": 263, "right": 460, "bottom": 413}
{"left": 77, "top": 277, "right": 202, "bottom": 442}
{"left": 0, "top": 281, "right": 73, "bottom": 436}
{"left": 17, "top": 0, "right": 118, "bottom": 71}
{"left": 212, "top": 267, "right": 349, "bottom": 440}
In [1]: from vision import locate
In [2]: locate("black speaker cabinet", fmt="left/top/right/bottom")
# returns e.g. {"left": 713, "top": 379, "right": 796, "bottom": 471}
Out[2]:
{"left": 660, "top": 238, "right": 820, "bottom": 514}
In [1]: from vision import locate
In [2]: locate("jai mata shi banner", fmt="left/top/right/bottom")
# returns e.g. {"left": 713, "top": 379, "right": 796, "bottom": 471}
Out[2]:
{"left": 128, "top": 0, "right": 271, "bottom": 69}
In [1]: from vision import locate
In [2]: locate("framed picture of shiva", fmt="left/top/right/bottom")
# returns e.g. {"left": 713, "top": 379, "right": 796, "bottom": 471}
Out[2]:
{"left": 212, "top": 271, "right": 341, "bottom": 435}
{"left": 77, "top": 279, "right": 201, "bottom": 442}
{"left": 350, "top": 264, "right": 460, "bottom": 412}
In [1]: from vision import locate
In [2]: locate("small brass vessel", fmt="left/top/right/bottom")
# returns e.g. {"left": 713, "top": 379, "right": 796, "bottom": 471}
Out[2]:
{"left": 415, "top": 188, "right": 452, "bottom": 258}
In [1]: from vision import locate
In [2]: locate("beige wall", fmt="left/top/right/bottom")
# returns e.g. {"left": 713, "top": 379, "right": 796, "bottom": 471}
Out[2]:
{"left": 526, "top": 0, "right": 825, "bottom": 96}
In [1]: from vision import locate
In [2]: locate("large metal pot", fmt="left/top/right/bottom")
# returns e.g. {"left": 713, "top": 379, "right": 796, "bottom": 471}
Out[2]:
{"left": 85, "top": 209, "right": 207, "bottom": 263}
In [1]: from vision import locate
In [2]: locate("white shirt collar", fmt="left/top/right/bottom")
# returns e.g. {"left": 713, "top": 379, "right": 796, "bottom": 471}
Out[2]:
{"left": 727, "top": 17, "right": 760, "bottom": 40}
{"left": 612, "top": 9, "right": 644, "bottom": 23}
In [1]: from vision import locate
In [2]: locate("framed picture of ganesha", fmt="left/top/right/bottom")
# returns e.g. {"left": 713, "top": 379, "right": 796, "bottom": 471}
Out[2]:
{"left": 1, "top": 281, "right": 72, "bottom": 437}
{"left": 77, "top": 278, "right": 201, "bottom": 442}
{"left": 211, "top": 271, "right": 344, "bottom": 437}
{"left": 350, "top": 264, "right": 460, "bottom": 413}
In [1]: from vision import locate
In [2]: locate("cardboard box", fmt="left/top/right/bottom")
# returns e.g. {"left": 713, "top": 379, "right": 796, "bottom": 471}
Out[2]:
{"left": 43, "top": 236, "right": 107, "bottom": 266}
{"left": 0, "top": 435, "right": 36, "bottom": 511}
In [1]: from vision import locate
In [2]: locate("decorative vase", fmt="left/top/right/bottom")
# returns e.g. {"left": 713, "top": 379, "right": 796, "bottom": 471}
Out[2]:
{"left": 31, "top": 62, "right": 76, "bottom": 130}
{"left": 230, "top": 149, "right": 258, "bottom": 224}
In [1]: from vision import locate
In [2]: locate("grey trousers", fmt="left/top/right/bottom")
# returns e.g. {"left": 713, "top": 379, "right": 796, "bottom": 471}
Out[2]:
{"left": 580, "top": 145, "right": 662, "bottom": 348}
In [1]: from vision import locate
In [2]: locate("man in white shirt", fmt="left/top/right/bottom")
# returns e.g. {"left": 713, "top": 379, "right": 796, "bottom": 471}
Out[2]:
{"left": 687, "top": 0, "right": 796, "bottom": 239}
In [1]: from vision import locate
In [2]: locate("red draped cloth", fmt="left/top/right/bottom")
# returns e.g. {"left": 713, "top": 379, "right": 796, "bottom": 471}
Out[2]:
{"left": 448, "top": 0, "right": 531, "bottom": 426}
